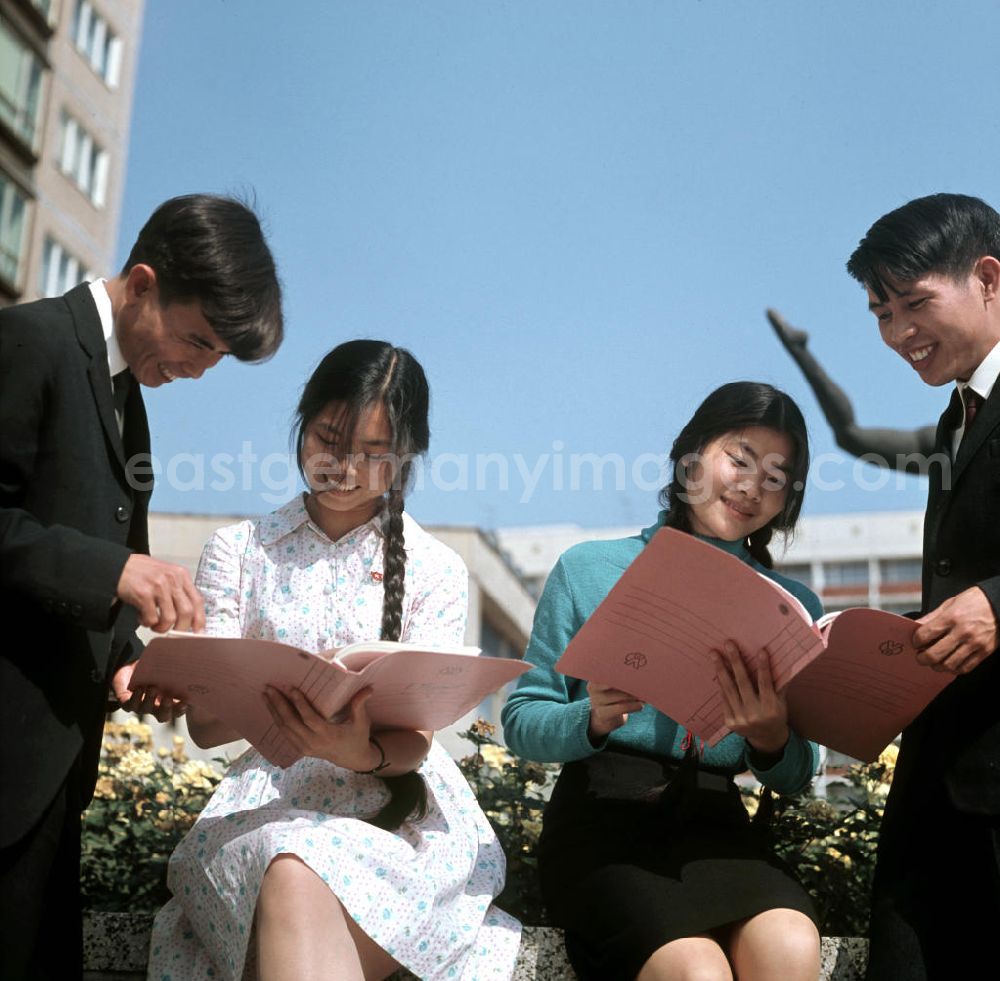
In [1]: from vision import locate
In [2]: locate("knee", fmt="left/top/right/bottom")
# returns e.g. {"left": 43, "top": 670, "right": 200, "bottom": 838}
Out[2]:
{"left": 773, "top": 915, "right": 820, "bottom": 969}
{"left": 638, "top": 939, "right": 733, "bottom": 981}
{"left": 257, "top": 855, "right": 327, "bottom": 923}
{"left": 741, "top": 910, "right": 820, "bottom": 973}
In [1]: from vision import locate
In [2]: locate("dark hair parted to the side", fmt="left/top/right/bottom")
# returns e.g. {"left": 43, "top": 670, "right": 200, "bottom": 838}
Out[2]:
{"left": 123, "top": 194, "right": 283, "bottom": 362}
{"left": 659, "top": 382, "right": 809, "bottom": 569}
{"left": 847, "top": 193, "right": 1000, "bottom": 302}
{"left": 295, "top": 340, "right": 431, "bottom": 831}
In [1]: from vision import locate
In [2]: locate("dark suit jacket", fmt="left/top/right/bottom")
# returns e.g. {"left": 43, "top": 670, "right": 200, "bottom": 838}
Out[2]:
{"left": 916, "top": 384, "right": 1000, "bottom": 814}
{"left": 0, "top": 284, "right": 151, "bottom": 847}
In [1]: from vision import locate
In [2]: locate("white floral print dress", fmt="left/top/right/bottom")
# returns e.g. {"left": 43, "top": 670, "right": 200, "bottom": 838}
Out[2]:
{"left": 146, "top": 495, "right": 521, "bottom": 981}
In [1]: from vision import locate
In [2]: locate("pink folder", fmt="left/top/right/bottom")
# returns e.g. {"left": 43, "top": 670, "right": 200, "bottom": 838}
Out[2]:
{"left": 133, "top": 635, "right": 530, "bottom": 768}
{"left": 555, "top": 528, "right": 951, "bottom": 761}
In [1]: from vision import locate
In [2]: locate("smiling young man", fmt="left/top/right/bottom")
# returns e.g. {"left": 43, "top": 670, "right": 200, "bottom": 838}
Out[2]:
{"left": 0, "top": 194, "right": 283, "bottom": 979}
{"left": 847, "top": 193, "right": 1000, "bottom": 980}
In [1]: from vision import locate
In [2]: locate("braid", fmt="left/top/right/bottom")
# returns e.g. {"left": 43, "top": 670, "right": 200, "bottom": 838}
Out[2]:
{"left": 370, "top": 482, "right": 428, "bottom": 831}
{"left": 379, "top": 487, "right": 407, "bottom": 643}
{"left": 746, "top": 527, "right": 774, "bottom": 569}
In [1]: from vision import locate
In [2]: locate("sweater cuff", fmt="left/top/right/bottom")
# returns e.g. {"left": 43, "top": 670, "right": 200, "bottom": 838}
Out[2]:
{"left": 749, "top": 731, "right": 816, "bottom": 795}
{"left": 568, "top": 698, "right": 604, "bottom": 759}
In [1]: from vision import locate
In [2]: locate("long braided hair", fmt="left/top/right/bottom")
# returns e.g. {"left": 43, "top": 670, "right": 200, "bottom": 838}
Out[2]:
{"left": 295, "top": 340, "right": 431, "bottom": 830}
{"left": 658, "top": 382, "right": 809, "bottom": 567}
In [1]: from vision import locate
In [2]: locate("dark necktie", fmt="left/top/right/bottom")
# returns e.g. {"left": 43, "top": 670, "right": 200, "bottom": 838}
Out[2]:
{"left": 962, "top": 388, "right": 984, "bottom": 431}
{"left": 112, "top": 370, "right": 131, "bottom": 436}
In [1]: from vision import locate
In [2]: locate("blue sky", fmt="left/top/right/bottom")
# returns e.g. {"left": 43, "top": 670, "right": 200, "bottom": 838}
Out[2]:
{"left": 119, "top": 0, "right": 999, "bottom": 530}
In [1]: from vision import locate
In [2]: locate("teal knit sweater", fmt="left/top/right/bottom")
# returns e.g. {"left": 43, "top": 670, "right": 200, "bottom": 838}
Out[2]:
{"left": 501, "top": 511, "right": 822, "bottom": 796}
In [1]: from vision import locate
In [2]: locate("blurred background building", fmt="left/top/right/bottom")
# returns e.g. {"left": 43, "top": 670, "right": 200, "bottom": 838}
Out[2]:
{"left": 0, "top": 0, "right": 142, "bottom": 306}
{"left": 496, "top": 510, "right": 924, "bottom": 617}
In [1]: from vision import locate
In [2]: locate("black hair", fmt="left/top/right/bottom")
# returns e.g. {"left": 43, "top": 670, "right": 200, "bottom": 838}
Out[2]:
{"left": 295, "top": 340, "right": 431, "bottom": 830}
{"left": 846, "top": 193, "right": 1000, "bottom": 302}
{"left": 123, "top": 194, "right": 283, "bottom": 362}
{"left": 659, "top": 382, "right": 809, "bottom": 569}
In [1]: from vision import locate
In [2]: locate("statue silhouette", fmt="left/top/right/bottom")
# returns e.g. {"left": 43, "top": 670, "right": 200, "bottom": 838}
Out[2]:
{"left": 766, "top": 309, "right": 937, "bottom": 472}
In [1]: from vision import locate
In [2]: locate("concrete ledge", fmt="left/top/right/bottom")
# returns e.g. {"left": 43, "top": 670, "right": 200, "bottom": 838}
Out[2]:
{"left": 83, "top": 911, "right": 867, "bottom": 979}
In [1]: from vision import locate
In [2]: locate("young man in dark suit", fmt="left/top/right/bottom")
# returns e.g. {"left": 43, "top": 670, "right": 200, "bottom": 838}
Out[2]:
{"left": 0, "top": 194, "right": 283, "bottom": 979}
{"left": 848, "top": 193, "right": 1000, "bottom": 980}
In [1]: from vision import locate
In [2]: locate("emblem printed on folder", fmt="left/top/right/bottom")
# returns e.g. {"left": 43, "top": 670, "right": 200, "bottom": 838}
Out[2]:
{"left": 879, "top": 640, "right": 904, "bottom": 657}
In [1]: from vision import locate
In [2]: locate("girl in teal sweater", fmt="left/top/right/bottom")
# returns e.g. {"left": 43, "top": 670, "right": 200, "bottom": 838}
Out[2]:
{"left": 502, "top": 382, "right": 822, "bottom": 981}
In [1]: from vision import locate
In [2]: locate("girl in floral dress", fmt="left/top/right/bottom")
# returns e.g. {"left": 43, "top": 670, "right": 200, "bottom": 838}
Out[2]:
{"left": 147, "top": 341, "right": 521, "bottom": 981}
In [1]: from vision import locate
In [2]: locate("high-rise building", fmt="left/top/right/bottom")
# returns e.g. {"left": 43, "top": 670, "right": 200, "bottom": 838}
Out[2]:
{"left": 0, "top": 0, "right": 143, "bottom": 306}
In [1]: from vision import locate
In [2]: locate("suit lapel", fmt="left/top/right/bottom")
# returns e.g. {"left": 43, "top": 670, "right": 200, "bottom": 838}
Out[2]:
{"left": 924, "top": 390, "right": 963, "bottom": 549}
{"left": 953, "top": 384, "right": 1000, "bottom": 481}
{"left": 65, "top": 284, "right": 127, "bottom": 472}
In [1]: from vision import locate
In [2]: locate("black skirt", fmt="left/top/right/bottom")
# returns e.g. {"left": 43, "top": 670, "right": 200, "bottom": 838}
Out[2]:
{"left": 538, "top": 748, "right": 817, "bottom": 981}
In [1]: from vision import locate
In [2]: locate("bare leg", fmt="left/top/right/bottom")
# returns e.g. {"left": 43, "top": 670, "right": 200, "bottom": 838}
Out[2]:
{"left": 636, "top": 934, "right": 733, "bottom": 981}
{"left": 726, "top": 908, "right": 820, "bottom": 981}
{"left": 256, "top": 854, "right": 401, "bottom": 981}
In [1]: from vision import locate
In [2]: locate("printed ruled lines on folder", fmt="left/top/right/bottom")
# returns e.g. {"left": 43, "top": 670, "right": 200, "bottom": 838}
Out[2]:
{"left": 791, "top": 659, "right": 929, "bottom": 715}
{"left": 600, "top": 586, "right": 732, "bottom": 664}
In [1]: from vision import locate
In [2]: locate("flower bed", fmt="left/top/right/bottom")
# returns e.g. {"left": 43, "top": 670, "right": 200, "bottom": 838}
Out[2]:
{"left": 83, "top": 720, "right": 896, "bottom": 939}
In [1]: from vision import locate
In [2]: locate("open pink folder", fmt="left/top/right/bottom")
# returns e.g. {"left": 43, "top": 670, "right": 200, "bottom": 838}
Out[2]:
{"left": 555, "top": 528, "right": 952, "bottom": 762}
{"left": 132, "top": 634, "right": 530, "bottom": 768}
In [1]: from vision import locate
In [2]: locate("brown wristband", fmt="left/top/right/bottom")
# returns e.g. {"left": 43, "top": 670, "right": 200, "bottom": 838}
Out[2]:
{"left": 354, "top": 735, "right": 390, "bottom": 775}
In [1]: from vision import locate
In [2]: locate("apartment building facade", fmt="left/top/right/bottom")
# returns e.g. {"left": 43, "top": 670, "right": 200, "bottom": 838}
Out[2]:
{"left": 1, "top": 0, "right": 142, "bottom": 306}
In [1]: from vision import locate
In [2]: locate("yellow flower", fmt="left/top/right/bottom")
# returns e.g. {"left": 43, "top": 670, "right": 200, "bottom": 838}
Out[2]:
{"left": 117, "top": 749, "right": 156, "bottom": 779}
{"left": 480, "top": 744, "right": 511, "bottom": 768}
{"left": 469, "top": 719, "right": 497, "bottom": 739}
{"left": 172, "top": 759, "right": 219, "bottom": 793}
{"left": 826, "top": 846, "right": 852, "bottom": 868}
{"left": 171, "top": 735, "right": 189, "bottom": 764}
{"left": 94, "top": 776, "right": 118, "bottom": 800}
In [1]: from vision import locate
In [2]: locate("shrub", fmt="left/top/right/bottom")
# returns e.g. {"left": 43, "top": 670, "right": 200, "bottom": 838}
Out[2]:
{"left": 81, "top": 719, "right": 893, "bottom": 936}
{"left": 764, "top": 743, "right": 895, "bottom": 937}
{"left": 80, "top": 721, "right": 221, "bottom": 911}
{"left": 456, "top": 721, "right": 558, "bottom": 925}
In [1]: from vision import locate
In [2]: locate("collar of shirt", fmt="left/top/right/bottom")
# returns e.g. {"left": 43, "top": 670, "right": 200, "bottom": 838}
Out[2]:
{"left": 951, "top": 338, "right": 1000, "bottom": 455}
{"left": 259, "top": 493, "right": 388, "bottom": 547}
{"left": 89, "top": 278, "right": 128, "bottom": 379}
{"left": 957, "top": 338, "right": 1000, "bottom": 405}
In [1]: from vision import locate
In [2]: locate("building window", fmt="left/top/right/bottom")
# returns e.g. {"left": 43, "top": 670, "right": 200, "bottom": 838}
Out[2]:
{"left": 777, "top": 563, "right": 813, "bottom": 588}
{"left": 41, "top": 236, "right": 93, "bottom": 297}
{"left": 0, "top": 171, "right": 29, "bottom": 287}
{"left": 479, "top": 618, "right": 518, "bottom": 660}
{"left": 72, "top": 1, "right": 122, "bottom": 87}
{"left": 823, "top": 561, "right": 869, "bottom": 587}
{"left": 879, "top": 558, "right": 922, "bottom": 583}
{"left": 59, "top": 111, "right": 109, "bottom": 206}
{"left": 0, "top": 16, "right": 45, "bottom": 147}
{"left": 879, "top": 602, "right": 918, "bottom": 616}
